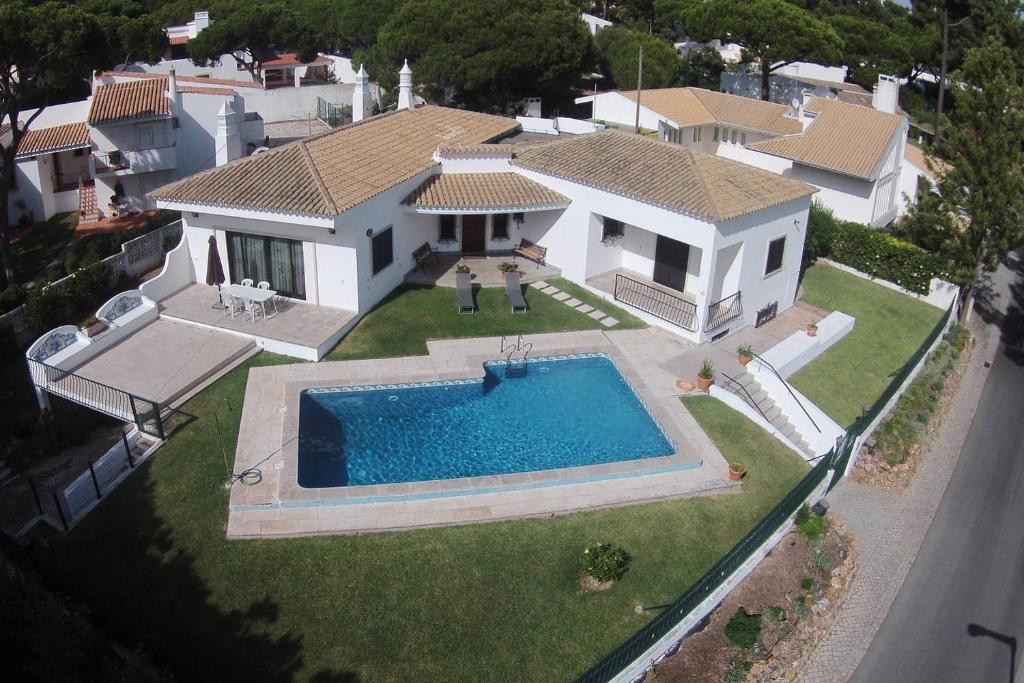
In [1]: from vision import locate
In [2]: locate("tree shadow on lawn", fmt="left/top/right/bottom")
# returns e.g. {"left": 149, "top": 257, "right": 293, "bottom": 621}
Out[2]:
{"left": 31, "top": 464, "right": 359, "bottom": 682}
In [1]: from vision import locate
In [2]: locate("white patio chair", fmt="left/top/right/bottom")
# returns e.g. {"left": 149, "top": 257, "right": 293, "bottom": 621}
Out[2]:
{"left": 241, "top": 278, "right": 254, "bottom": 287}
{"left": 224, "top": 292, "right": 245, "bottom": 319}
{"left": 243, "top": 296, "right": 265, "bottom": 323}
{"left": 257, "top": 281, "right": 278, "bottom": 317}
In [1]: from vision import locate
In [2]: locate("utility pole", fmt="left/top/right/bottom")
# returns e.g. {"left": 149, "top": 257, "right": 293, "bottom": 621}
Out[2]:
{"left": 634, "top": 44, "right": 644, "bottom": 134}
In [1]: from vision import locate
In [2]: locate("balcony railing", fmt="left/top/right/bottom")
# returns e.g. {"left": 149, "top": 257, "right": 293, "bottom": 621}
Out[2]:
{"left": 92, "top": 145, "right": 177, "bottom": 175}
{"left": 705, "top": 291, "right": 743, "bottom": 333}
{"left": 613, "top": 273, "right": 698, "bottom": 331}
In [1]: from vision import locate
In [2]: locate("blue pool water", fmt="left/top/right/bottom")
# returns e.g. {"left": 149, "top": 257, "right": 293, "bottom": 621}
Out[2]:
{"left": 297, "top": 354, "right": 675, "bottom": 488}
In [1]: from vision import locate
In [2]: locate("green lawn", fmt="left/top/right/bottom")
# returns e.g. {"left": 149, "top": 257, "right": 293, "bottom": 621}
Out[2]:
{"left": 790, "top": 264, "right": 945, "bottom": 427}
{"left": 326, "top": 277, "right": 645, "bottom": 360}
{"left": 10, "top": 211, "right": 78, "bottom": 284}
{"left": 33, "top": 358, "right": 807, "bottom": 682}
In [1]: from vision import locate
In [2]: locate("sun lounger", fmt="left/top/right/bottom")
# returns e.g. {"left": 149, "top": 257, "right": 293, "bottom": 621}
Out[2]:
{"left": 505, "top": 271, "right": 528, "bottom": 313}
{"left": 457, "top": 271, "right": 475, "bottom": 314}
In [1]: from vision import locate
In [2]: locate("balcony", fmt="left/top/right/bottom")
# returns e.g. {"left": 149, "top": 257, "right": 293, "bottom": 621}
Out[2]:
{"left": 92, "top": 145, "right": 177, "bottom": 176}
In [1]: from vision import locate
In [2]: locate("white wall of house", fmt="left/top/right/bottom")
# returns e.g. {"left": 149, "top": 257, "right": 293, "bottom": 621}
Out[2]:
{"left": 788, "top": 164, "right": 874, "bottom": 224}
{"left": 9, "top": 156, "right": 54, "bottom": 222}
{"left": 17, "top": 101, "right": 91, "bottom": 130}
{"left": 177, "top": 92, "right": 249, "bottom": 176}
{"left": 575, "top": 92, "right": 664, "bottom": 130}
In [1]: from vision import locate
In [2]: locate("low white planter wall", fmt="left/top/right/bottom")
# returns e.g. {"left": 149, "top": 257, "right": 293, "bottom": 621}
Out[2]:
{"left": 760, "top": 310, "right": 855, "bottom": 378}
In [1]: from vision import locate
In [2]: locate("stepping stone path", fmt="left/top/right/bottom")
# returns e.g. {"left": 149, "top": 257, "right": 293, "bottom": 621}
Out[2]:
{"left": 529, "top": 280, "right": 620, "bottom": 327}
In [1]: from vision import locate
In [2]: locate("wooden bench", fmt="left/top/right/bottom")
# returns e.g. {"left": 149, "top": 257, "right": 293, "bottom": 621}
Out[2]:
{"left": 512, "top": 239, "right": 547, "bottom": 267}
{"left": 412, "top": 242, "right": 439, "bottom": 272}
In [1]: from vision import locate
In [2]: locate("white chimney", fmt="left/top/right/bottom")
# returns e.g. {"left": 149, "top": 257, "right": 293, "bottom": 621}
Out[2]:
{"left": 215, "top": 98, "right": 242, "bottom": 166}
{"left": 872, "top": 74, "right": 899, "bottom": 114}
{"left": 191, "top": 11, "right": 210, "bottom": 38}
{"left": 353, "top": 64, "right": 371, "bottom": 122}
{"left": 397, "top": 59, "right": 414, "bottom": 111}
{"left": 167, "top": 67, "right": 179, "bottom": 116}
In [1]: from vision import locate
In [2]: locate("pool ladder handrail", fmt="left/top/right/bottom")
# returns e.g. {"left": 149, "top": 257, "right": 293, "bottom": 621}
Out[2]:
{"left": 501, "top": 335, "right": 531, "bottom": 375}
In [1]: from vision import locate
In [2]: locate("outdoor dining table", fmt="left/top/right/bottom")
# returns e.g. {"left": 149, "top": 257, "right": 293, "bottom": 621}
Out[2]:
{"left": 223, "top": 283, "right": 278, "bottom": 321}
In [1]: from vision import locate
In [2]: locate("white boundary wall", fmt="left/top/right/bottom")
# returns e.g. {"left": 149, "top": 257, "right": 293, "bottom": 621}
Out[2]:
{"left": 821, "top": 258, "right": 958, "bottom": 310}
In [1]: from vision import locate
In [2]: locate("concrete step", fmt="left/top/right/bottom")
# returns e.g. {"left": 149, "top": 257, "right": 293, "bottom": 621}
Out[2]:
{"left": 763, "top": 405, "right": 782, "bottom": 422}
{"left": 781, "top": 423, "right": 798, "bottom": 439}
{"left": 749, "top": 388, "right": 768, "bottom": 404}
{"left": 163, "top": 342, "right": 260, "bottom": 411}
{"left": 736, "top": 372, "right": 757, "bottom": 387}
{"left": 770, "top": 414, "right": 790, "bottom": 430}
{"left": 798, "top": 441, "right": 816, "bottom": 457}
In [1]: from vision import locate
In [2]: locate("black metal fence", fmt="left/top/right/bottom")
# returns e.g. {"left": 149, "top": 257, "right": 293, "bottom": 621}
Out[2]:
{"left": 613, "top": 274, "right": 698, "bottom": 331}
{"left": 27, "top": 359, "right": 164, "bottom": 439}
{"left": 705, "top": 291, "right": 743, "bottom": 333}
{"left": 316, "top": 96, "right": 349, "bottom": 127}
{"left": 576, "top": 453, "right": 837, "bottom": 683}
{"left": 56, "top": 432, "right": 145, "bottom": 527}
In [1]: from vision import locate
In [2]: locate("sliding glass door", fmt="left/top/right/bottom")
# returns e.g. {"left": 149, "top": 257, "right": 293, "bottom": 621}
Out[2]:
{"left": 226, "top": 232, "right": 306, "bottom": 299}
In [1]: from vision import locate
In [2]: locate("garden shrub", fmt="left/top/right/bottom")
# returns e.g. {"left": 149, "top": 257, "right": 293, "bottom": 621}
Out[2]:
{"left": 23, "top": 285, "right": 68, "bottom": 333}
{"left": 874, "top": 326, "right": 969, "bottom": 465}
{"left": 578, "top": 542, "right": 631, "bottom": 583}
{"left": 805, "top": 203, "right": 944, "bottom": 294}
{"left": 724, "top": 608, "right": 762, "bottom": 649}
{"left": 795, "top": 504, "right": 830, "bottom": 540}
{"left": 724, "top": 657, "right": 753, "bottom": 683}
{"left": 0, "top": 284, "right": 27, "bottom": 314}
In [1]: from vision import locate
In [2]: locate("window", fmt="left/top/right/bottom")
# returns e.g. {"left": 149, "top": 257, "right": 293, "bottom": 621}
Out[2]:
{"left": 438, "top": 214, "right": 457, "bottom": 242}
{"left": 730, "top": 129, "right": 737, "bottom": 144}
{"left": 692, "top": 126, "right": 702, "bottom": 143}
{"left": 492, "top": 213, "right": 510, "bottom": 241}
{"left": 73, "top": 148, "right": 84, "bottom": 157}
{"left": 602, "top": 216, "right": 624, "bottom": 241}
{"left": 371, "top": 227, "right": 394, "bottom": 275}
{"left": 765, "top": 237, "right": 786, "bottom": 276}
{"left": 740, "top": 132, "right": 747, "bottom": 145}
{"left": 226, "top": 231, "right": 306, "bottom": 299}
{"left": 713, "top": 127, "right": 719, "bottom": 142}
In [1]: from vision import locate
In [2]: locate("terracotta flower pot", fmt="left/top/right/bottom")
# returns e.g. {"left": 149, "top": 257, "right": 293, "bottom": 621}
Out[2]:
{"left": 738, "top": 354, "right": 752, "bottom": 366}
{"left": 807, "top": 324, "right": 818, "bottom": 337}
{"left": 697, "top": 375, "right": 713, "bottom": 391}
{"left": 729, "top": 465, "right": 746, "bottom": 481}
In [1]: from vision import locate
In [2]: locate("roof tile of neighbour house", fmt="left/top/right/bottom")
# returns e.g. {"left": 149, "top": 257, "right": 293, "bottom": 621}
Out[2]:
{"left": 151, "top": 106, "right": 520, "bottom": 216}
{"left": 619, "top": 87, "right": 803, "bottom": 136}
{"left": 512, "top": 130, "right": 815, "bottom": 222}
{"left": 404, "top": 172, "right": 569, "bottom": 210}
{"left": 88, "top": 79, "right": 171, "bottom": 124}
{"left": 15, "top": 122, "right": 91, "bottom": 157}
{"left": 904, "top": 143, "right": 951, "bottom": 180}
{"left": 178, "top": 86, "right": 237, "bottom": 96}
{"left": 746, "top": 98, "right": 905, "bottom": 179}
{"left": 168, "top": 35, "right": 190, "bottom": 45}
{"left": 261, "top": 52, "right": 333, "bottom": 68}
{"left": 95, "top": 71, "right": 265, "bottom": 90}
{"left": 435, "top": 143, "right": 514, "bottom": 158}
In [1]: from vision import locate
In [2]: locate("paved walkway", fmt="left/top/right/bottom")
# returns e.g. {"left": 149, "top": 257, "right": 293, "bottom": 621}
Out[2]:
{"left": 531, "top": 280, "right": 619, "bottom": 327}
{"left": 796, "top": 314, "right": 997, "bottom": 682}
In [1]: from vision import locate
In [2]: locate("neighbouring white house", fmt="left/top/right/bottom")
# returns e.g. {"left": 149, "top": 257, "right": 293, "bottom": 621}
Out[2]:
{"left": 675, "top": 39, "right": 744, "bottom": 63}
{"left": 136, "top": 63, "right": 817, "bottom": 360}
{"left": 6, "top": 70, "right": 264, "bottom": 225}
{"left": 576, "top": 77, "right": 909, "bottom": 226}
{"left": 581, "top": 12, "right": 613, "bottom": 35}
{"left": 721, "top": 69, "right": 873, "bottom": 109}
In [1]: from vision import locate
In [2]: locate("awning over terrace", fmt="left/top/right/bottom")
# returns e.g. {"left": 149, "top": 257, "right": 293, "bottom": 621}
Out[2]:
{"left": 403, "top": 172, "right": 570, "bottom": 214}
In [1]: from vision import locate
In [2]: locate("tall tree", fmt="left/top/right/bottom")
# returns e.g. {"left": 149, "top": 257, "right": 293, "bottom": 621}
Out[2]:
{"left": 680, "top": 46, "right": 725, "bottom": 90}
{"left": 907, "top": 40, "right": 1024, "bottom": 318}
{"left": 826, "top": 14, "right": 911, "bottom": 88}
{"left": 296, "top": 0, "right": 402, "bottom": 53}
{"left": 597, "top": 26, "right": 681, "bottom": 90}
{"left": 187, "top": 2, "right": 318, "bottom": 85}
{"left": 364, "top": 0, "right": 595, "bottom": 114}
{"left": 686, "top": 0, "right": 843, "bottom": 100}
{"left": 0, "top": 1, "right": 122, "bottom": 287}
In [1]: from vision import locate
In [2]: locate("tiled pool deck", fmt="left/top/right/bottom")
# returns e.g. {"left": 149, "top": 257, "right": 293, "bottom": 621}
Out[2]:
{"left": 228, "top": 329, "right": 734, "bottom": 538}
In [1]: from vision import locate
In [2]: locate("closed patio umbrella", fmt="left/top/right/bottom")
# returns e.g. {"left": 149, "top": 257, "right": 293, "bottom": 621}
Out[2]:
{"left": 206, "top": 235, "right": 227, "bottom": 309}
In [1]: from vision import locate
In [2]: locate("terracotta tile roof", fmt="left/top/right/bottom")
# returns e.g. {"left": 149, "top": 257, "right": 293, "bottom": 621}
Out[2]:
{"left": 261, "top": 52, "right": 333, "bottom": 68}
{"left": 435, "top": 144, "right": 513, "bottom": 158}
{"left": 179, "top": 86, "right": 236, "bottom": 96}
{"left": 512, "top": 131, "right": 815, "bottom": 222}
{"left": 168, "top": 35, "right": 189, "bottom": 46}
{"left": 88, "top": 79, "right": 171, "bottom": 124}
{"left": 404, "top": 172, "right": 569, "bottom": 211}
{"left": 15, "top": 122, "right": 90, "bottom": 158}
{"left": 619, "top": 87, "right": 802, "bottom": 136}
{"left": 904, "top": 144, "right": 951, "bottom": 179}
{"left": 96, "top": 71, "right": 264, "bottom": 90}
{"left": 790, "top": 75, "right": 867, "bottom": 93}
{"left": 747, "top": 98, "right": 905, "bottom": 179}
{"left": 152, "top": 106, "right": 520, "bottom": 216}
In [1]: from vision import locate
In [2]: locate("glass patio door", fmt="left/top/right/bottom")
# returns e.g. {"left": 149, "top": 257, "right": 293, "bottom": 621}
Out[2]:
{"left": 226, "top": 232, "right": 306, "bottom": 299}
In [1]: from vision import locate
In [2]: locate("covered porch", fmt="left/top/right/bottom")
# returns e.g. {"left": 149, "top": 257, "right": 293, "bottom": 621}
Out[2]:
{"left": 405, "top": 254, "right": 561, "bottom": 288}
{"left": 158, "top": 283, "right": 357, "bottom": 361}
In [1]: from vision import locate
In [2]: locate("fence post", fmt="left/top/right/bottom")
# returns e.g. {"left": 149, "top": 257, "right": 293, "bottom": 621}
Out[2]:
{"left": 52, "top": 492, "right": 69, "bottom": 531}
{"left": 28, "top": 477, "right": 44, "bottom": 515}
{"left": 88, "top": 460, "right": 103, "bottom": 499}
{"left": 123, "top": 431, "right": 135, "bottom": 468}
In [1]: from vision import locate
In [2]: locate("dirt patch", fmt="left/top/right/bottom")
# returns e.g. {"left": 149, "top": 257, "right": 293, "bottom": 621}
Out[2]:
{"left": 652, "top": 518, "right": 855, "bottom": 682}
{"left": 854, "top": 332, "right": 973, "bottom": 492}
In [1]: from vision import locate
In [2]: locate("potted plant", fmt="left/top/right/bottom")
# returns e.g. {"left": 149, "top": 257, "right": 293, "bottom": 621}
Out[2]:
{"left": 455, "top": 263, "right": 471, "bottom": 274}
{"left": 579, "top": 542, "right": 631, "bottom": 591}
{"left": 728, "top": 462, "right": 747, "bottom": 481}
{"left": 498, "top": 261, "right": 519, "bottom": 278}
{"left": 697, "top": 358, "right": 714, "bottom": 391}
{"left": 806, "top": 320, "right": 819, "bottom": 337}
{"left": 80, "top": 315, "right": 108, "bottom": 338}
{"left": 737, "top": 343, "right": 754, "bottom": 366}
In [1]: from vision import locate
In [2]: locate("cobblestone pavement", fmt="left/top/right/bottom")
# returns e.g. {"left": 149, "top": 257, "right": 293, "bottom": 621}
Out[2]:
{"left": 796, "top": 313, "right": 998, "bottom": 682}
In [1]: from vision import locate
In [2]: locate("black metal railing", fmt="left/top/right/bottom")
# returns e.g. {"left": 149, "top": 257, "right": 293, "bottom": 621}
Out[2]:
{"left": 613, "top": 274, "right": 698, "bottom": 331}
{"left": 720, "top": 372, "right": 770, "bottom": 422}
{"left": 705, "top": 291, "right": 743, "bottom": 333}
{"left": 576, "top": 452, "right": 837, "bottom": 683}
{"left": 750, "top": 352, "right": 820, "bottom": 434}
{"left": 27, "top": 359, "right": 164, "bottom": 439}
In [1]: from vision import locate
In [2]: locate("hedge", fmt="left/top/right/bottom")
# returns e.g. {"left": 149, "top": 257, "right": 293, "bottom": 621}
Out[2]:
{"left": 806, "top": 203, "right": 944, "bottom": 295}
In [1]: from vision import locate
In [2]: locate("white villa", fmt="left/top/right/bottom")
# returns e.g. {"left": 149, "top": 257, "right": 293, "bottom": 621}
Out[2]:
{"left": 6, "top": 71, "right": 264, "bottom": 225}
{"left": 577, "top": 77, "right": 909, "bottom": 227}
{"left": 103, "top": 64, "right": 819, "bottom": 361}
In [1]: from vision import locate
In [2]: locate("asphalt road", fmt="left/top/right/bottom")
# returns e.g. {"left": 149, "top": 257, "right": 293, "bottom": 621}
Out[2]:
{"left": 852, "top": 259, "right": 1024, "bottom": 683}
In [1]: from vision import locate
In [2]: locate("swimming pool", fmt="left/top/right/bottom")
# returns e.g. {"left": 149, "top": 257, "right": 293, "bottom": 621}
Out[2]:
{"left": 297, "top": 354, "right": 675, "bottom": 488}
